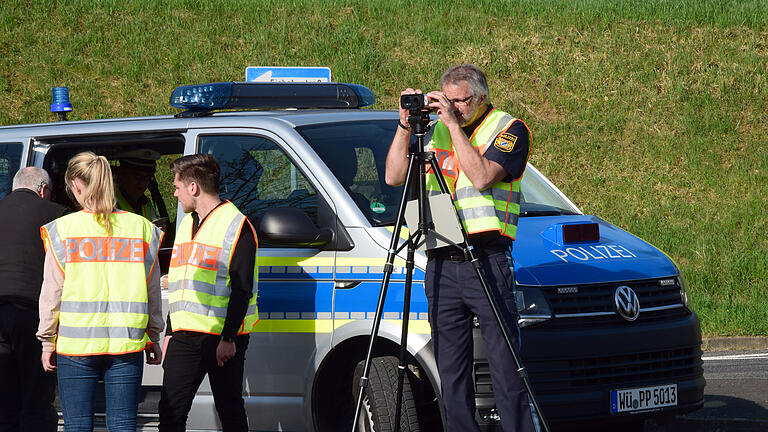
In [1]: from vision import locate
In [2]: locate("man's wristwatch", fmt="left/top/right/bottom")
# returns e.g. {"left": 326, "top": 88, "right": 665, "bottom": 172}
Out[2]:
{"left": 221, "top": 335, "right": 235, "bottom": 343}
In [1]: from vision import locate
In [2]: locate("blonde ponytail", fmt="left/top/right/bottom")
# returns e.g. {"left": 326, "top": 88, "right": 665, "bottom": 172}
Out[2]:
{"left": 65, "top": 152, "right": 117, "bottom": 235}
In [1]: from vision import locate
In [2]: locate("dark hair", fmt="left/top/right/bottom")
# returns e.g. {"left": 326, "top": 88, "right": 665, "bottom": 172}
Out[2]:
{"left": 169, "top": 154, "right": 220, "bottom": 195}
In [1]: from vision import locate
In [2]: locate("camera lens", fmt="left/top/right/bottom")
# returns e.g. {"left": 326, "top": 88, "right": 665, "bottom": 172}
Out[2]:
{"left": 400, "top": 94, "right": 424, "bottom": 110}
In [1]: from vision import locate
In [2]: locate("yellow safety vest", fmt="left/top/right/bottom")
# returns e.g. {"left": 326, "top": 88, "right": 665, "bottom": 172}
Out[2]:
{"left": 40, "top": 210, "right": 163, "bottom": 356}
{"left": 116, "top": 187, "right": 157, "bottom": 220}
{"left": 425, "top": 108, "right": 528, "bottom": 240}
{"left": 168, "top": 201, "right": 259, "bottom": 335}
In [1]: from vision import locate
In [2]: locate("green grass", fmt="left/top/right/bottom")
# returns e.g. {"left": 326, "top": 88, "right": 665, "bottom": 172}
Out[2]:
{"left": 1, "top": 0, "right": 766, "bottom": 336}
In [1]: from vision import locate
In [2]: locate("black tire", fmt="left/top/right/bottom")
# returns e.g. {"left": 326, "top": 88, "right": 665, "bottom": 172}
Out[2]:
{"left": 353, "top": 356, "right": 421, "bottom": 432}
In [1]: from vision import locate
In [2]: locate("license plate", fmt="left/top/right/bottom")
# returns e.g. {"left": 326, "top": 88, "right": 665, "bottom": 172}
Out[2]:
{"left": 610, "top": 384, "right": 677, "bottom": 413}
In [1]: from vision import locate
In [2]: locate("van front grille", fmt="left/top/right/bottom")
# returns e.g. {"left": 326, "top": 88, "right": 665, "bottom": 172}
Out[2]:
{"left": 528, "top": 278, "right": 688, "bottom": 326}
{"left": 474, "top": 345, "right": 703, "bottom": 394}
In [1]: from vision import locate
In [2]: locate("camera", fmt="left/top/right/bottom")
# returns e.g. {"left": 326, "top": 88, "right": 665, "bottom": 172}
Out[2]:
{"left": 400, "top": 94, "right": 434, "bottom": 112}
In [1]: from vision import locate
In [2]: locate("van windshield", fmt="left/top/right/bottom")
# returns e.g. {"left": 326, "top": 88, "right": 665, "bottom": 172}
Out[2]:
{"left": 297, "top": 120, "right": 579, "bottom": 226}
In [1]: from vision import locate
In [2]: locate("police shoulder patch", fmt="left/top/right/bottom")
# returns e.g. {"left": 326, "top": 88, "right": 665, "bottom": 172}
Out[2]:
{"left": 493, "top": 132, "right": 518, "bottom": 152}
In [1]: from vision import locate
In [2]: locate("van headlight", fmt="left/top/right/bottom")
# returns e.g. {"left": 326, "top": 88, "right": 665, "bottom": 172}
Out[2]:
{"left": 677, "top": 275, "right": 689, "bottom": 308}
{"left": 667, "top": 259, "right": 690, "bottom": 309}
{"left": 516, "top": 286, "right": 553, "bottom": 328}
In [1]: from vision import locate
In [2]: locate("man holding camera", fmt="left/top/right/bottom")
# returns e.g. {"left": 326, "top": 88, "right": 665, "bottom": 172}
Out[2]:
{"left": 386, "top": 64, "right": 539, "bottom": 432}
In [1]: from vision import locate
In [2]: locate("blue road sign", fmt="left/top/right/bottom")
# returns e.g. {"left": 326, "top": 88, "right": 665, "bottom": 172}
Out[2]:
{"left": 246, "top": 67, "right": 332, "bottom": 83}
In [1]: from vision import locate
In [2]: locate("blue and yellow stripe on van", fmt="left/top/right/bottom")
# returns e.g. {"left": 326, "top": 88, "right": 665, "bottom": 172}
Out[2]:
{"left": 257, "top": 256, "right": 424, "bottom": 280}
{"left": 251, "top": 313, "right": 431, "bottom": 334}
{"left": 253, "top": 255, "right": 430, "bottom": 334}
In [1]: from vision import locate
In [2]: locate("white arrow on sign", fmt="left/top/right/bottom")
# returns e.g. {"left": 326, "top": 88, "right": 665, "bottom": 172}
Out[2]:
{"left": 246, "top": 67, "right": 331, "bottom": 83}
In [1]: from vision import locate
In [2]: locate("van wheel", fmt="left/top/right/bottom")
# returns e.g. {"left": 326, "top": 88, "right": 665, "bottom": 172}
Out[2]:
{"left": 353, "top": 356, "right": 421, "bottom": 432}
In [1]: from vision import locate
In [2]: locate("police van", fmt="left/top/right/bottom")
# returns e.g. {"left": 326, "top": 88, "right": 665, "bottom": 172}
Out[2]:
{"left": 0, "top": 81, "right": 704, "bottom": 431}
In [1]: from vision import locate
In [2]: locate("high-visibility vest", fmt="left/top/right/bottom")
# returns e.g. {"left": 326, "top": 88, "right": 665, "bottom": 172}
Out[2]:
{"left": 40, "top": 210, "right": 163, "bottom": 356}
{"left": 116, "top": 187, "right": 157, "bottom": 220}
{"left": 168, "top": 201, "right": 259, "bottom": 335}
{"left": 425, "top": 108, "right": 529, "bottom": 240}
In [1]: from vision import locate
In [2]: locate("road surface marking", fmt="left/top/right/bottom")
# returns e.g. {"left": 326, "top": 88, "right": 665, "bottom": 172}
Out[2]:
{"left": 702, "top": 352, "right": 768, "bottom": 361}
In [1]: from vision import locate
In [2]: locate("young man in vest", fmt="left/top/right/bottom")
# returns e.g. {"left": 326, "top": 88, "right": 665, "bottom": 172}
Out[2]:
{"left": 0, "top": 167, "right": 66, "bottom": 432}
{"left": 159, "top": 154, "right": 258, "bottom": 432}
{"left": 386, "top": 64, "right": 540, "bottom": 432}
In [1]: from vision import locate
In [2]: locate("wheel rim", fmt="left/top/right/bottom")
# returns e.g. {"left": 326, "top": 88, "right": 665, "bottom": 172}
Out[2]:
{"left": 357, "top": 394, "right": 375, "bottom": 432}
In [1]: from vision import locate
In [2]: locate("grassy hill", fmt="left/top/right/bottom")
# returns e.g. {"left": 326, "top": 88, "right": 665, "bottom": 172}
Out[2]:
{"left": 1, "top": 0, "right": 766, "bottom": 335}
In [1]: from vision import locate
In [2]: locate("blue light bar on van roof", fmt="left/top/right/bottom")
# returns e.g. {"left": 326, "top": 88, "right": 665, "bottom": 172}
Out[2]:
{"left": 169, "top": 82, "right": 375, "bottom": 113}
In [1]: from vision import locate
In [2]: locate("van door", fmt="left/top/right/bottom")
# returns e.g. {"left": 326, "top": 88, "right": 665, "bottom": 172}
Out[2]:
{"left": 185, "top": 130, "right": 336, "bottom": 431}
{"left": 0, "top": 140, "right": 29, "bottom": 198}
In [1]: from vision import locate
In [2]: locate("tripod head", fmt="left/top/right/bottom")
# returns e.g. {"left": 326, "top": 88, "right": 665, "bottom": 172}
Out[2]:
{"left": 407, "top": 110, "right": 432, "bottom": 137}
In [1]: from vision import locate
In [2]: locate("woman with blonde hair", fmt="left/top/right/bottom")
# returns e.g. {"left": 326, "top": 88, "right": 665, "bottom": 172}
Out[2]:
{"left": 36, "top": 151, "right": 164, "bottom": 432}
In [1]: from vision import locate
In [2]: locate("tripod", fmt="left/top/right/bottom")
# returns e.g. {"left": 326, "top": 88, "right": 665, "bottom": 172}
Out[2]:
{"left": 351, "top": 109, "right": 550, "bottom": 432}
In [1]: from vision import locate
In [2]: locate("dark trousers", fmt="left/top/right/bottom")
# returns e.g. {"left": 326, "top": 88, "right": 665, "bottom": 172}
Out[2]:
{"left": 0, "top": 302, "right": 58, "bottom": 432}
{"left": 425, "top": 250, "right": 539, "bottom": 432}
{"left": 158, "top": 332, "right": 250, "bottom": 432}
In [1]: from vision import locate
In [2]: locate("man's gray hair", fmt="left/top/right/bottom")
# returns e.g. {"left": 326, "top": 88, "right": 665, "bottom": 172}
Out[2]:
{"left": 12, "top": 167, "right": 51, "bottom": 192}
{"left": 440, "top": 64, "right": 490, "bottom": 101}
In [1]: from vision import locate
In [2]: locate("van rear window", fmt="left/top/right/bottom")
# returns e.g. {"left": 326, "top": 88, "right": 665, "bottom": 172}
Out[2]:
{"left": 0, "top": 143, "right": 23, "bottom": 199}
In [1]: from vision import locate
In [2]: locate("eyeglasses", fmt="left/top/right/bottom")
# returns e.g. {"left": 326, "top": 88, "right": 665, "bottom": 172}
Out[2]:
{"left": 36, "top": 180, "right": 46, "bottom": 193}
{"left": 447, "top": 95, "right": 473, "bottom": 106}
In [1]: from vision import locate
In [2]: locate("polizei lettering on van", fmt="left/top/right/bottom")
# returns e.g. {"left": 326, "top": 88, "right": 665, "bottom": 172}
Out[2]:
{"left": 550, "top": 244, "right": 637, "bottom": 263}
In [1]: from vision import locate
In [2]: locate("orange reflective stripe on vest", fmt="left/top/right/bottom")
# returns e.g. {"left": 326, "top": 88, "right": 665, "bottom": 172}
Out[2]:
{"left": 64, "top": 237, "right": 147, "bottom": 263}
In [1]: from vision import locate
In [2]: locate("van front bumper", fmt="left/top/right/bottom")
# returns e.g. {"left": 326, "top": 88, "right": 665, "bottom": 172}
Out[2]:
{"left": 471, "top": 311, "right": 705, "bottom": 426}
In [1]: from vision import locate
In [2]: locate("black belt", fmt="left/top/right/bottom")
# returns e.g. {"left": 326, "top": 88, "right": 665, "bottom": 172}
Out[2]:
{"left": 444, "top": 251, "right": 470, "bottom": 262}
{"left": 426, "top": 247, "right": 505, "bottom": 263}
{"left": 425, "top": 233, "right": 512, "bottom": 262}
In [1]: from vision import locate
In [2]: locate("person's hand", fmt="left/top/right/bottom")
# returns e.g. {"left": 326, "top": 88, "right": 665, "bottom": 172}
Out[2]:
{"left": 41, "top": 351, "right": 57, "bottom": 372}
{"left": 146, "top": 343, "right": 162, "bottom": 365}
{"left": 216, "top": 339, "right": 236, "bottom": 367}
{"left": 398, "top": 88, "right": 423, "bottom": 128}
{"left": 426, "top": 91, "right": 460, "bottom": 127}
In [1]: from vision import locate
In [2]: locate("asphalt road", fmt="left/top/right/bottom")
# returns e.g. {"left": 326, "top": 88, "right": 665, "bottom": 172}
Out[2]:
{"left": 56, "top": 349, "right": 768, "bottom": 431}
{"left": 648, "top": 350, "right": 768, "bottom": 432}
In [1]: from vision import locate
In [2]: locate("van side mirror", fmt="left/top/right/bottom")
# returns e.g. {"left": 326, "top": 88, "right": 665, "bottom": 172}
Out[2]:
{"left": 258, "top": 207, "right": 333, "bottom": 247}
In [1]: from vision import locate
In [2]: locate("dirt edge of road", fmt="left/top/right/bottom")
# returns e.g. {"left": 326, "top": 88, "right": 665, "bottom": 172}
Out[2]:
{"left": 703, "top": 337, "right": 768, "bottom": 352}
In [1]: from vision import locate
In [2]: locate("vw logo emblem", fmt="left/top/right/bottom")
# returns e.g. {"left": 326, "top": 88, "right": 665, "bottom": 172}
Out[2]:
{"left": 614, "top": 286, "right": 640, "bottom": 321}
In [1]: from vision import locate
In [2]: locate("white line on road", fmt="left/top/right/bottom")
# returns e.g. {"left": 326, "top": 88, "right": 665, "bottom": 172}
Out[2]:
{"left": 702, "top": 352, "right": 768, "bottom": 361}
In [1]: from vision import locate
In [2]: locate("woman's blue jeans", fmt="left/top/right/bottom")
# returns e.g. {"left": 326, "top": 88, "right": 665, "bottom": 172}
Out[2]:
{"left": 57, "top": 352, "right": 143, "bottom": 432}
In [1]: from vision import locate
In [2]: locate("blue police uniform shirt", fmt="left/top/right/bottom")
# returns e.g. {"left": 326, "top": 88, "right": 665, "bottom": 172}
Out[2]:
{"left": 461, "top": 104, "right": 531, "bottom": 183}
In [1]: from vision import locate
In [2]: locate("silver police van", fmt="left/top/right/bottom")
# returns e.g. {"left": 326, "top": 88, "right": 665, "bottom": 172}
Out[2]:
{"left": 0, "top": 81, "right": 704, "bottom": 431}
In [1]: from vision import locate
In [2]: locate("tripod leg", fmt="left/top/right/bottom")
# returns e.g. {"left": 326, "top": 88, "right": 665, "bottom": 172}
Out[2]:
{"left": 352, "top": 154, "right": 419, "bottom": 432}
{"left": 393, "top": 242, "right": 416, "bottom": 432}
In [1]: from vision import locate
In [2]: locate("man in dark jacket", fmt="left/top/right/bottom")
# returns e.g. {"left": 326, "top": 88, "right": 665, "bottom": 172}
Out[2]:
{"left": 0, "top": 167, "right": 67, "bottom": 432}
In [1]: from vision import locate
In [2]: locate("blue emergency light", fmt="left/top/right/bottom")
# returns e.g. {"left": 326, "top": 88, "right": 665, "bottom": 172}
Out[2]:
{"left": 169, "top": 82, "right": 375, "bottom": 116}
{"left": 51, "top": 86, "right": 73, "bottom": 121}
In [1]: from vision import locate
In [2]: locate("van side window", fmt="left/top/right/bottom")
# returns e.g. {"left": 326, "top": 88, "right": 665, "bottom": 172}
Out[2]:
{"left": 199, "top": 135, "right": 318, "bottom": 224}
{"left": 296, "top": 120, "right": 403, "bottom": 226}
{"left": 0, "top": 143, "right": 23, "bottom": 199}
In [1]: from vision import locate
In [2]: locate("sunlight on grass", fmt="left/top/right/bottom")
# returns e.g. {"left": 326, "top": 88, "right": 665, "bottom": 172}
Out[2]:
{"left": 1, "top": 0, "right": 766, "bottom": 335}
